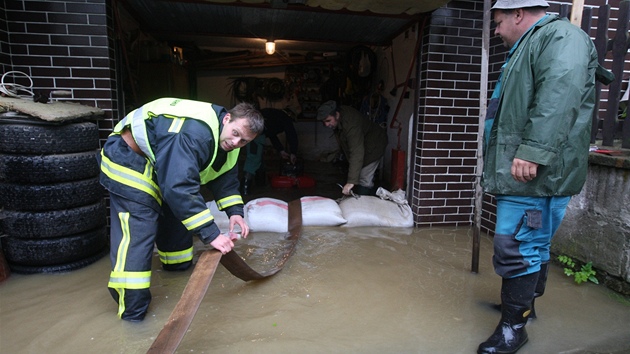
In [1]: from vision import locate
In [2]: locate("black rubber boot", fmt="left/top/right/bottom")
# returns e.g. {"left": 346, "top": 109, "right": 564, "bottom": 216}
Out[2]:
{"left": 530, "top": 262, "right": 549, "bottom": 319}
{"left": 491, "top": 264, "right": 549, "bottom": 319}
{"left": 478, "top": 273, "right": 538, "bottom": 354}
{"left": 241, "top": 172, "right": 254, "bottom": 195}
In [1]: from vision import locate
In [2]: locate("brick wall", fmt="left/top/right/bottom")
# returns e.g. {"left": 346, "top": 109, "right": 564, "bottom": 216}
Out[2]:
{"left": 0, "top": 4, "right": 8, "bottom": 73}
{"left": 412, "top": 0, "right": 483, "bottom": 227}
{"left": 1, "top": 0, "right": 118, "bottom": 144}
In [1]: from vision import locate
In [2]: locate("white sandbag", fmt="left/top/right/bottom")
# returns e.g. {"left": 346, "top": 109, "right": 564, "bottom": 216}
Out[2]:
{"left": 244, "top": 197, "right": 288, "bottom": 233}
{"left": 300, "top": 196, "right": 347, "bottom": 226}
{"left": 376, "top": 187, "right": 408, "bottom": 206}
{"left": 206, "top": 201, "right": 231, "bottom": 232}
{"left": 339, "top": 195, "right": 414, "bottom": 228}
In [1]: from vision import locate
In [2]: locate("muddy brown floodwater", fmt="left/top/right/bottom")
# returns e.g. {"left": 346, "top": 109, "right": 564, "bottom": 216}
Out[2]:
{"left": 1, "top": 227, "right": 629, "bottom": 354}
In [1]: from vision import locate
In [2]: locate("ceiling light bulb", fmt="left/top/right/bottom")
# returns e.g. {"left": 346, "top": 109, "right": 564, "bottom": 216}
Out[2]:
{"left": 266, "top": 41, "right": 275, "bottom": 55}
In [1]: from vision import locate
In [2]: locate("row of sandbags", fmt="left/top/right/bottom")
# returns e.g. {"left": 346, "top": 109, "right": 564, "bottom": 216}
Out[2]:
{"left": 207, "top": 189, "right": 413, "bottom": 234}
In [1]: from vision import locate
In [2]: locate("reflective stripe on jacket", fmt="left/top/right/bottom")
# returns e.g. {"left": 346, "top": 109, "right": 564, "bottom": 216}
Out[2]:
{"left": 102, "top": 98, "right": 243, "bottom": 243}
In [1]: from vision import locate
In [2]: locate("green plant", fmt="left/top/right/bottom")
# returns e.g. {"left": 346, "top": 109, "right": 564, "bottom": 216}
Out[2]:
{"left": 557, "top": 255, "right": 599, "bottom": 285}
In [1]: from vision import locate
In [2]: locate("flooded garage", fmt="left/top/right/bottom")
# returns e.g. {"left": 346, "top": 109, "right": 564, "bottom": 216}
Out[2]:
{"left": 1, "top": 223, "right": 629, "bottom": 353}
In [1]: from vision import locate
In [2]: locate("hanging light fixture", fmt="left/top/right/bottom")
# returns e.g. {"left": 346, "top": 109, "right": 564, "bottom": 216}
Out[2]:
{"left": 265, "top": 40, "right": 276, "bottom": 55}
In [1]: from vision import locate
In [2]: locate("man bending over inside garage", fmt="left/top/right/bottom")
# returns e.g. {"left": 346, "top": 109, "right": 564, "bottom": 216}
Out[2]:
{"left": 99, "top": 98, "right": 264, "bottom": 321}
{"left": 317, "top": 100, "right": 387, "bottom": 196}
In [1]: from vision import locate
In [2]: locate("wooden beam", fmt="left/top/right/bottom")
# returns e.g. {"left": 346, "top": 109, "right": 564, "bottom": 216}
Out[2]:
{"left": 146, "top": 250, "right": 222, "bottom": 354}
{"left": 570, "top": 0, "right": 585, "bottom": 25}
{"left": 472, "top": 0, "right": 492, "bottom": 274}
{"left": 147, "top": 199, "right": 303, "bottom": 353}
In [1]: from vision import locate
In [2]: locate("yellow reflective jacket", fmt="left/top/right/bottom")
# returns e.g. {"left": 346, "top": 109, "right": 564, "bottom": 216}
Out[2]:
{"left": 105, "top": 97, "right": 243, "bottom": 243}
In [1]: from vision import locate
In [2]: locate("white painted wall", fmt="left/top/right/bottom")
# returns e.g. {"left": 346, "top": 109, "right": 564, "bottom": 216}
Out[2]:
{"left": 373, "top": 23, "right": 421, "bottom": 186}
{"left": 196, "top": 67, "right": 283, "bottom": 108}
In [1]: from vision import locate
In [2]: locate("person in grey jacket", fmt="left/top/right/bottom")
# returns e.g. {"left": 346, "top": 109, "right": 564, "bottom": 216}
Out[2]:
{"left": 479, "top": 0, "right": 599, "bottom": 353}
{"left": 317, "top": 100, "right": 387, "bottom": 196}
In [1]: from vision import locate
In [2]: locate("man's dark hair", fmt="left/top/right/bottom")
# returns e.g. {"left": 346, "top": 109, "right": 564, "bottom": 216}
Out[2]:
{"left": 229, "top": 102, "right": 264, "bottom": 134}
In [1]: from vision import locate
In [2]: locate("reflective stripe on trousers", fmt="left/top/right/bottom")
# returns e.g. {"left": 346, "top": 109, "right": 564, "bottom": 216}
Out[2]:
{"left": 158, "top": 247, "right": 193, "bottom": 264}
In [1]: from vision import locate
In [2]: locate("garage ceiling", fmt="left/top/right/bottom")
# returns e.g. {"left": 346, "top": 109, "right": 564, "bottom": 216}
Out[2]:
{"left": 118, "top": 0, "right": 449, "bottom": 68}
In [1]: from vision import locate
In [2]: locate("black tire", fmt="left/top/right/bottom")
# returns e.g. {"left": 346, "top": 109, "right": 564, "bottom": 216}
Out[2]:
{"left": 0, "top": 200, "right": 106, "bottom": 238}
{"left": 8, "top": 247, "right": 108, "bottom": 274}
{"left": 0, "top": 177, "right": 103, "bottom": 211}
{"left": 1, "top": 226, "right": 108, "bottom": 266}
{"left": 0, "top": 121, "right": 99, "bottom": 154}
{"left": 0, "top": 150, "right": 99, "bottom": 183}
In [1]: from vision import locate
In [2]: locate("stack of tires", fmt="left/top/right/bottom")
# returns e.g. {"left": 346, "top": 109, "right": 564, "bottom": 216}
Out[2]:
{"left": 0, "top": 113, "right": 108, "bottom": 274}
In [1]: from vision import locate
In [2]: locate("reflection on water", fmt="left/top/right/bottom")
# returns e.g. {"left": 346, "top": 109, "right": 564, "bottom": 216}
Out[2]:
{"left": 1, "top": 227, "right": 629, "bottom": 354}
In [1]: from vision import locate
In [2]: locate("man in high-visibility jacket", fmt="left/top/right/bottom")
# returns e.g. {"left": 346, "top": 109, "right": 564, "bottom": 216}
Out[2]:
{"left": 99, "top": 98, "right": 264, "bottom": 321}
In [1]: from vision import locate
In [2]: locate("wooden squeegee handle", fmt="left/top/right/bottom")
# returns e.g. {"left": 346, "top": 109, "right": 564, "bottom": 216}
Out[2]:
{"left": 147, "top": 199, "right": 302, "bottom": 353}
{"left": 146, "top": 250, "right": 222, "bottom": 354}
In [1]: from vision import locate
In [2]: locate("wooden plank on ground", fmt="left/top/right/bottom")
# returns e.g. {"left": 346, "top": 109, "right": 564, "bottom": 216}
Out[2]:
{"left": 147, "top": 199, "right": 303, "bottom": 354}
{"left": 146, "top": 250, "right": 222, "bottom": 354}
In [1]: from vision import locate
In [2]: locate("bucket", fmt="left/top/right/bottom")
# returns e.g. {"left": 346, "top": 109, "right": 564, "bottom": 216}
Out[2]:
{"left": 271, "top": 175, "right": 296, "bottom": 188}
{"left": 296, "top": 175, "right": 316, "bottom": 188}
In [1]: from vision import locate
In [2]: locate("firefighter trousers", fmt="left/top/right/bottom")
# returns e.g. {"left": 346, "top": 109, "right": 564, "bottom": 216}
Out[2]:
{"left": 101, "top": 136, "right": 194, "bottom": 321}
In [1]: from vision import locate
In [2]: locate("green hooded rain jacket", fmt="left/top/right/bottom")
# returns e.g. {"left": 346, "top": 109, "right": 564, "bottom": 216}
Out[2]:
{"left": 483, "top": 15, "right": 598, "bottom": 197}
